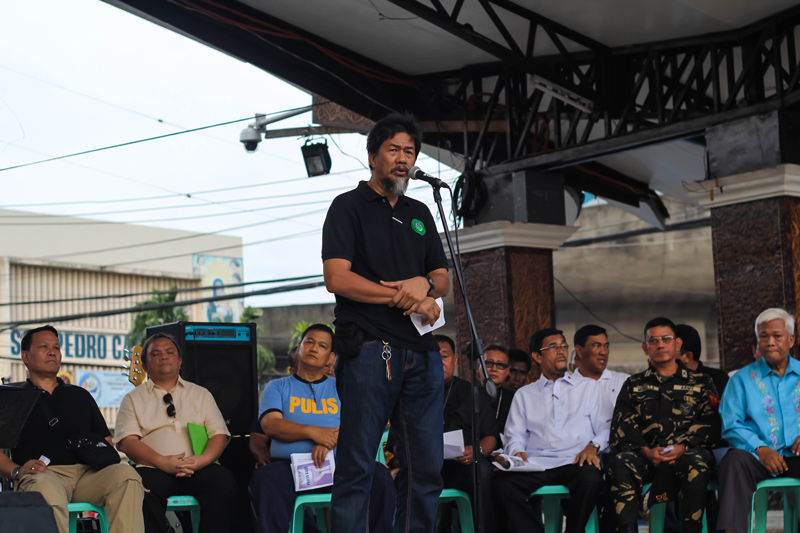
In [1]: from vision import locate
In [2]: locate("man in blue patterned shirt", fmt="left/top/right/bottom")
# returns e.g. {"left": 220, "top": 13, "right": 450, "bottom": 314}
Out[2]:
{"left": 717, "top": 307, "right": 800, "bottom": 533}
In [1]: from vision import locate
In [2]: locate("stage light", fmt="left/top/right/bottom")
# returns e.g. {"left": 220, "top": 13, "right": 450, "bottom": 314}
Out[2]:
{"left": 301, "top": 139, "right": 332, "bottom": 176}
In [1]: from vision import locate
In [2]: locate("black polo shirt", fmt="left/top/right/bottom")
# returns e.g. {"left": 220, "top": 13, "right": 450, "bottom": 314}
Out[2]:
{"left": 322, "top": 180, "right": 448, "bottom": 351}
{"left": 11, "top": 378, "right": 111, "bottom": 466}
{"left": 695, "top": 360, "right": 729, "bottom": 396}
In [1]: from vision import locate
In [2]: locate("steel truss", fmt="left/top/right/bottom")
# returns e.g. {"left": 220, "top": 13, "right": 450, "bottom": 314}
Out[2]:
{"left": 391, "top": 1, "right": 800, "bottom": 174}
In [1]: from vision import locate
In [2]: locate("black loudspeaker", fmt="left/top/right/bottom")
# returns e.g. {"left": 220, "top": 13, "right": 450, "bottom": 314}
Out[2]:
{"left": 0, "top": 492, "right": 58, "bottom": 532}
{"left": 145, "top": 321, "right": 257, "bottom": 436}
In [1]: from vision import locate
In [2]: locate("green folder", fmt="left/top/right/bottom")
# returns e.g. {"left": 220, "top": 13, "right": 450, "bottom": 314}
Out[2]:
{"left": 187, "top": 423, "right": 209, "bottom": 455}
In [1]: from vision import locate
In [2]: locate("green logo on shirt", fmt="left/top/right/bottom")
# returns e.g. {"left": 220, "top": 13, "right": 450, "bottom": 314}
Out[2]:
{"left": 412, "top": 219, "right": 426, "bottom": 235}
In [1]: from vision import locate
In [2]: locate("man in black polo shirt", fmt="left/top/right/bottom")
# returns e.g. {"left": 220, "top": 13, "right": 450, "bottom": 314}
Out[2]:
{"left": 0, "top": 325, "right": 144, "bottom": 533}
{"left": 323, "top": 112, "right": 450, "bottom": 533}
{"left": 674, "top": 323, "right": 729, "bottom": 395}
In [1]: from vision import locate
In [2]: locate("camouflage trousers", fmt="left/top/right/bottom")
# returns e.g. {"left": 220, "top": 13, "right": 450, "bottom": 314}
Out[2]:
{"left": 609, "top": 448, "right": 713, "bottom": 533}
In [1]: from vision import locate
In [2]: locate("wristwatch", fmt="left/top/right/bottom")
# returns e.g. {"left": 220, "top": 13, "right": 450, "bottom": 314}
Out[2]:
{"left": 426, "top": 275, "right": 436, "bottom": 292}
{"left": 589, "top": 441, "right": 601, "bottom": 451}
{"left": 10, "top": 466, "right": 20, "bottom": 480}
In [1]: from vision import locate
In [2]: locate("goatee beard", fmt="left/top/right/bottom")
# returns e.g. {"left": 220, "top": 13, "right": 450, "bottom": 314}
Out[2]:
{"left": 382, "top": 177, "right": 408, "bottom": 196}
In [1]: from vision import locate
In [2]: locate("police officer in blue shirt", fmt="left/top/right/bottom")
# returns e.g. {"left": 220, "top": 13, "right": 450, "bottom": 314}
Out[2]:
{"left": 249, "top": 324, "right": 395, "bottom": 533}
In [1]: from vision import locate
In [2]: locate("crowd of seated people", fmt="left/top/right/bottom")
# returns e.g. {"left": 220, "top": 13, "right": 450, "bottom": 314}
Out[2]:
{"left": 5, "top": 308, "right": 800, "bottom": 533}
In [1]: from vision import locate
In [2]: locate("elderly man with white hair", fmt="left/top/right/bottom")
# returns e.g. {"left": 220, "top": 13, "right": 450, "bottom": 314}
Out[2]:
{"left": 717, "top": 307, "right": 800, "bottom": 533}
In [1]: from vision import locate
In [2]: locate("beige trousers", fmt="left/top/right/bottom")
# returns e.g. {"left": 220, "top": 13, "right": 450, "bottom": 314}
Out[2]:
{"left": 15, "top": 463, "right": 144, "bottom": 533}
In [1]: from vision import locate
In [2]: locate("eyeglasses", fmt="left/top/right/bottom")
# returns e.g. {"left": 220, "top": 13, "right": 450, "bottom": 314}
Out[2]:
{"left": 646, "top": 335, "right": 675, "bottom": 346}
{"left": 485, "top": 361, "right": 509, "bottom": 370}
{"left": 540, "top": 343, "right": 569, "bottom": 353}
{"left": 163, "top": 393, "right": 176, "bottom": 418}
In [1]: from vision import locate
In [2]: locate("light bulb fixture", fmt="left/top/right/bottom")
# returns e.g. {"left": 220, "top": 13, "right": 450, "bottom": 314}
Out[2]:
{"left": 301, "top": 138, "right": 332, "bottom": 177}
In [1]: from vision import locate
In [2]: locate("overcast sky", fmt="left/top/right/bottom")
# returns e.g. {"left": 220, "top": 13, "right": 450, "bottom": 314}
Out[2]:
{"left": 0, "top": 0, "right": 458, "bottom": 308}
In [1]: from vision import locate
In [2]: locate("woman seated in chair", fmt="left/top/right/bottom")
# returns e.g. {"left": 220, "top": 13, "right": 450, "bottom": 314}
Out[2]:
{"left": 249, "top": 324, "right": 395, "bottom": 533}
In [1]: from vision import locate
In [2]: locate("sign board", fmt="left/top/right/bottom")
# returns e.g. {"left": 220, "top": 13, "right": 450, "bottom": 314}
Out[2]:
{"left": 10, "top": 329, "right": 133, "bottom": 367}
{"left": 75, "top": 369, "right": 135, "bottom": 409}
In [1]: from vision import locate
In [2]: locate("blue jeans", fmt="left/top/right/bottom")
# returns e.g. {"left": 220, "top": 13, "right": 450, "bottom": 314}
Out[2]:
{"left": 330, "top": 339, "right": 444, "bottom": 533}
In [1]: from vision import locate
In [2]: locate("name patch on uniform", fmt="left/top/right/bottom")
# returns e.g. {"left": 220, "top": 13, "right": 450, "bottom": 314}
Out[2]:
{"left": 673, "top": 385, "right": 703, "bottom": 392}
{"left": 633, "top": 385, "right": 659, "bottom": 392}
{"left": 411, "top": 219, "right": 426, "bottom": 235}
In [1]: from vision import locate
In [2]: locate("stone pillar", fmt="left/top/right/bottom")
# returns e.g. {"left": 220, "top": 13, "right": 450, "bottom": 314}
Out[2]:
{"left": 443, "top": 221, "right": 578, "bottom": 378}
{"left": 689, "top": 165, "right": 800, "bottom": 371}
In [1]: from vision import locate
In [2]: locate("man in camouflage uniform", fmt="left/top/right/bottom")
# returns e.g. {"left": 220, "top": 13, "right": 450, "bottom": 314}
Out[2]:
{"left": 608, "top": 317, "right": 720, "bottom": 533}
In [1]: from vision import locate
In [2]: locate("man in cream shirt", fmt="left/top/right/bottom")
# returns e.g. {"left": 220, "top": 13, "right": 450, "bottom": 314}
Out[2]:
{"left": 115, "top": 333, "right": 236, "bottom": 533}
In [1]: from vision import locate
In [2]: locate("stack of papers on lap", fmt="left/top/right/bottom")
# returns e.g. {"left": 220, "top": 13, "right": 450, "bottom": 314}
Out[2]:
{"left": 291, "top": 451, "right": 336, "bottom": 491}
{"left": 491, "top": 453, "right": 547, "bottom": 472}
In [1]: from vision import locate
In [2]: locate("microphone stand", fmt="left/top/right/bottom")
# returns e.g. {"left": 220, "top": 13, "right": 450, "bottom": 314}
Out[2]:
{"left": 429, "top": 182, "right": 495, "bottom": 533}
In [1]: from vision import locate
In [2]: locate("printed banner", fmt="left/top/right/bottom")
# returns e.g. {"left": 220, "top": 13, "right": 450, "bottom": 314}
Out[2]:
{"left": 192, "top": 254, "right": 244, "bottom": 323}
{"left": 76, "top": 369, "right": 136, "bottom": 409}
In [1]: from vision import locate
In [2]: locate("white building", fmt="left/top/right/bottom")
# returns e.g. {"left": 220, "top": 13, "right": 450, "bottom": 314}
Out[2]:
{"left": 0, "top": 208, "right": 243, "bottom": 425}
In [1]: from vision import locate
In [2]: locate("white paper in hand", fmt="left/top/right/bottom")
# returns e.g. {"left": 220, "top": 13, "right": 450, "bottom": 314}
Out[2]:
{"left": 411, "top": 297, "right": 445, "bottom": 335}
{"left": 443, "top": 429, "right": 465, "bottom": 460}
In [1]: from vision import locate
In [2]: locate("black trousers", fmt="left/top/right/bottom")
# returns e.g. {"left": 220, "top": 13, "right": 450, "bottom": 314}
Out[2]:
{"left": 137, "top": 463, "right": 237, "bottom": 533}
{"left": 440, "top": 457, "right": 496, "bottom": 532}
{"left": 717, "top": 448, "right": 800, "bottom": 533}
{"left": 494, "top": 462, "right": 603, "bottom": 533}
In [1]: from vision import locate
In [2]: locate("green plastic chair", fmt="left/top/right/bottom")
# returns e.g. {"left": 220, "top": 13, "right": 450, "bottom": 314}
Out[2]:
{"left": 290, "top": 430, "right": 390, "bottom": 533}
{"left": 749, "top": 477, "right": 800, "bottom": 533}
{"left": 531, "top": 485, "right": 598, "bottom": 533}
{"left": 438, "top": 489, "right": 475, "bottom": 533}
{"left": 645, "top": 480, "right": 714, "bottom": 533}
{"left": 290, "top": 493, "right": 330, "bottom": 533}
{"left": 67, "top": 502, "right": 109, "bottom": 533}
{"left": 167, "top": 495, "right": 201, "bottom": 533}
{"left": 376, "top": 429, "right": 389, "bottom": 465}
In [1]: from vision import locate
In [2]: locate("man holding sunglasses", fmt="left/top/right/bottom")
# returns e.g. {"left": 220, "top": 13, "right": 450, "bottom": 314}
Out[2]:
{"left": 608, "top": 317, "right": 720, "bottom": 533}
{"left": 116, "top": 333, "right": 236, "bottom": 533}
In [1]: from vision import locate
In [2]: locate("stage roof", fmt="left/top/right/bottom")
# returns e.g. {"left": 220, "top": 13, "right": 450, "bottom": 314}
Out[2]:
{"left": 103, "top": 0, "right": 800, "bottom": 226}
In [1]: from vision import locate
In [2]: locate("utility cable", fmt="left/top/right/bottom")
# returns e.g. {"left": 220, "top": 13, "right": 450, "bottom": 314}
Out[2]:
{"left": 0, "top": 153, "right": 453, "bottom": 210}
{"left": 553, "top": 277, "right": 640, "bottom": 343}
{"left": 0, "top": 104, "right": 323, "bottom": 173}
{"left": 0, "top": 279, "right": 327, "bottom": 332}
{"left": 35, "top": 206, "right": 330, "bottom": 261}
{"left": 0, "top": 274, "right": 322, "bottom": 307}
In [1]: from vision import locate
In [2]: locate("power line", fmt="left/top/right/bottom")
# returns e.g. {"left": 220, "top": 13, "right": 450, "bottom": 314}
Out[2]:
{"left": 0, "top": 171, "right": 459, "bottom": 224}
{"left": 104, "top": 228, "right": 322, "bottom": 267}
{"left": 0, "top": 104, "right": 322, "bottom": 173}
{"left": 0, "top": 191, "right": 349, "bottom": 224}
{"left": 0, "top": 274, "right": 323, "bottom": 307}
{"left": 0, "top": 279, "right": 327, "bottom": 332}
{"left": 0, "top": 153, "right": 451, "bottom": 210}
{"left": 35, "top": 206, "right": 329, "bottom": 261}
{"left": 553, "top": 277, "right": 640, "bottom": 343}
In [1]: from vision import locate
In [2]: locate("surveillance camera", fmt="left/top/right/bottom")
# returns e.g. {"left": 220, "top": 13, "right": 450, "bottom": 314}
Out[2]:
{"left": 240, "top": 126, "right": 262, "bottom": 153}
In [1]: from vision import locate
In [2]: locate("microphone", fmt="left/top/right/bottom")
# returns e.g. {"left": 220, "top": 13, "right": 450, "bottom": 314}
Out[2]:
{"left": 408, "top": 166, "right": 450, "bottom": 188}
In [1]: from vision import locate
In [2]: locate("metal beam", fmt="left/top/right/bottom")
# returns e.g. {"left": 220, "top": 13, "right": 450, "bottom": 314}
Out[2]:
{"left": 387, "top": 0, "right": 603, "bottom": 104}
